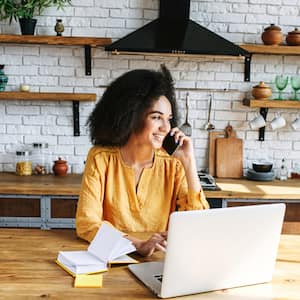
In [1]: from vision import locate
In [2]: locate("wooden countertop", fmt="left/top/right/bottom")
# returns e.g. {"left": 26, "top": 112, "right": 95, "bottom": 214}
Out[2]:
{"left": 206, "top": 178, "right": 300, "bottom": 199}
{"left": 0, "top": 172, "right": 81, "bottom": 195}
{"left": 0, "top": 172, "right": 299, "bottom": 199}
{"left": 0, "top": 229, "right": 299, "bottom": 299}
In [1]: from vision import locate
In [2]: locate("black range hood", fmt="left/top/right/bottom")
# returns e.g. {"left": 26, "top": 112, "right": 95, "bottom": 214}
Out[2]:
{"left": 105, "top": 0, "right": 251, "bottom": 81}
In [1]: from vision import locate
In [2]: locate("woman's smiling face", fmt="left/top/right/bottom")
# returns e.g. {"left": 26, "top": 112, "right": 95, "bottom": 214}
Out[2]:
{"left": 134, "top": 95, "right": 173, "bottom": 149}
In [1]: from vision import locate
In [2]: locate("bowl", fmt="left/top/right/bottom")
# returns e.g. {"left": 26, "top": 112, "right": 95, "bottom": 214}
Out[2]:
{"left": 252, "top": 162, "right": 273, "bottom": 173}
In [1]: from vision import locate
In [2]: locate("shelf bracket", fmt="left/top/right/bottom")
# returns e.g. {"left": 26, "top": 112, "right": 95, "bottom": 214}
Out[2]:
{"left": 258, "top": 107, "right": 268, "bottom": 141}
{"left": 84, "top": 45, "right": 92, "bottom": 76}
{"left": 244, "top": 54, "right": 252, "bottom": 82}
{"left": 73, "top": 101, "right": 80, "bottom": 136}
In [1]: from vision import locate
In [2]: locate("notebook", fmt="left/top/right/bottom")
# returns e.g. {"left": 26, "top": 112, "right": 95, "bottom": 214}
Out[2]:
{"left": 128, "top": 203, "right": 286, "bottom": 298}
{"left": 56, "top": 222, "right": 137, "bottom": 276}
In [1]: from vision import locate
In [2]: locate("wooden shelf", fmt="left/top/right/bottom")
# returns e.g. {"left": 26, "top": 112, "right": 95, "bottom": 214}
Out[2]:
{"left": 243, "top": 98, "right": 300, "bottom": 108}
{"left": 0, "top": 91, "right": 96, "bottom": 136}
{"left": 0, "top": 34, "right": 112, "bottom": 75}
{"left": 240, "top": 44, "right": 300, "bottom": 55}
{"left": 0, "top": 34, "right": 111, "bottom": 47}
{"left": 0, "top": 91, "right": 96, "bottom": 102}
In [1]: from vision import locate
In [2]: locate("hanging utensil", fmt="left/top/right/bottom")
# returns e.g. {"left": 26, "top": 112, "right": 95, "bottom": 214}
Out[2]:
{"left": 180, "top": 92, "right": 192, "bottom": 136}
{"left": 204, "top": 94, "right": 215, "bottom": 131}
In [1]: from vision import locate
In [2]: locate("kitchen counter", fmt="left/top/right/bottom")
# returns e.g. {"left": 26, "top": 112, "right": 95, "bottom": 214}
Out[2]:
{"left": 0, "top": 172, "right": 299, "bottom": 199}
{"left": 0, "top": 172, "right": 81, "bottom": 195}
{"left": 206, "top": 178, "right": 300, "bottom": 200}
{"left": 0, "top": 173, "right": 299, "bottom": 233}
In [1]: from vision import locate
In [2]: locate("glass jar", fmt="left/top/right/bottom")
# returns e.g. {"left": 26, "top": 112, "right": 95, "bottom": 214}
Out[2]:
{"left": 0, "top": 64, "right": 8, "bottom": 91}
{"left": 32, "top": 143, "right": 50, "bottom": 175}
{"left": 15, "top": 150, "right": 32, "bottom": 176}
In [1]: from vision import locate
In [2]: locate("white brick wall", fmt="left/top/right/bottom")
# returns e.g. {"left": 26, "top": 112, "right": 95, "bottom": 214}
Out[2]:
{"left": 0, "top": 0, "right": 300, "bottom": 174}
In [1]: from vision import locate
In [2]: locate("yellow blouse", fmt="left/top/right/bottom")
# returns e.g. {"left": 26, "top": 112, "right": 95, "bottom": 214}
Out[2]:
{"left": 76, "top": 146, "right": 209, "bottom": 242}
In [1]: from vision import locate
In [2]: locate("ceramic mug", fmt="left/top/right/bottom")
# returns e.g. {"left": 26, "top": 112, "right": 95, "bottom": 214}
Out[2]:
{"left": 291, "top": 117, "right": 300, "bottom": 130}
{"left": 270, "top": 113, "right": 286, "bottom": 130}
{"left": 249, "top": 114, "right": 266, "bottom": 129}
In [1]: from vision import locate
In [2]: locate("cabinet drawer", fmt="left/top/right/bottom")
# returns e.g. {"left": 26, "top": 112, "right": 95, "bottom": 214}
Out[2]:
{"left": 51, "top": 198, "right": 77, "bottom": 218}
{"left": 0, "top": 197, "right": 40, "bottom": 217}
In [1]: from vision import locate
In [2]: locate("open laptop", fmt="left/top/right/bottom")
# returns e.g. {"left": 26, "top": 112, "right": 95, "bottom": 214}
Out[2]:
{"left": 128, "top": 203, "right": 286, "bottom": 298}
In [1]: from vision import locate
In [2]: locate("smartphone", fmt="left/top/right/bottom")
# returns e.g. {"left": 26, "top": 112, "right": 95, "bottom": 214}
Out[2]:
{"left": 162, "top": 132, "right": 180, "bottom": 155}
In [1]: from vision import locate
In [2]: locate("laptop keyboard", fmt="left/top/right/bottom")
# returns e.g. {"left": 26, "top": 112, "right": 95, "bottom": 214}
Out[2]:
{"left": 154, "top": 274, "right": 163, "bottom": 282}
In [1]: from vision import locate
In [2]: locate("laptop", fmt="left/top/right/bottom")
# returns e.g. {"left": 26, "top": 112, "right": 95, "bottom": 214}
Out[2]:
{"left": 128, "top": 203, "right": 286, "bottom": 298}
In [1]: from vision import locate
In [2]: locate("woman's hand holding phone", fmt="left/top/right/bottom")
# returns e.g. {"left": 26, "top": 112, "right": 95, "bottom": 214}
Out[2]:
{"left": 162, "top": 128, "right": 201, "bottom": 196}
{"left": 162, "top": 128, "right": 194, "bottom": 159}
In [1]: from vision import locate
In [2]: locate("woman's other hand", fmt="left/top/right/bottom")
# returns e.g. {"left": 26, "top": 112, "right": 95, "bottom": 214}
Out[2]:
{"left": 128, "top": 232, "right": 167, "bottom": 257}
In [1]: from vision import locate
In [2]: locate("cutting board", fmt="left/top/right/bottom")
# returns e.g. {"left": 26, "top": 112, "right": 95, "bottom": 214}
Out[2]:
{"left": 208, "top": 131, "right": 225, "bottom": 176}
{"left": 215, "top": 125, "right": 243, "bottom": 178}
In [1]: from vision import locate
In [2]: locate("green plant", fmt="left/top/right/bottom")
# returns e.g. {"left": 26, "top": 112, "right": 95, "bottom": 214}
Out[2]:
{"left": 0, "top": 0, "right": 72, "bottom": 23}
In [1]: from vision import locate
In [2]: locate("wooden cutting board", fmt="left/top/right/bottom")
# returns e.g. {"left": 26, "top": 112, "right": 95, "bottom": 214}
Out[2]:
{"left": 215, "top": 125, "right": 243, "bottom": 178}
{"left": 208, "top": 131, "right": 225, "bottom": 176}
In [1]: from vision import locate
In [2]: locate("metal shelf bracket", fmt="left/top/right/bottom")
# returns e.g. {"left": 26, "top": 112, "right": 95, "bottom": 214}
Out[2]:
{"left": 244, "top": 54, "right": 252, "bottom": 82}
{"left": 84, "top": 45, "right": 92, "bottom": 76}
{"left": 73, "top": 101, "right": 80, "bottom": 136}
{"left": 258, "top": 107, "right": 268, "bottom": 141}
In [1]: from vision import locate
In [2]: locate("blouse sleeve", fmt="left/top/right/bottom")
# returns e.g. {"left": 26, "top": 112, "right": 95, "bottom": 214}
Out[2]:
{"left": 76, "top": 148, "right": 107, "bottom": 242}
{"left": 175, "top": 161, "right": 210, "bottom": 211}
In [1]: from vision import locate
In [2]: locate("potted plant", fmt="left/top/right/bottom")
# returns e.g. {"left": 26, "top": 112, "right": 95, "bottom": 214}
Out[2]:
{"left": 0, "top": 0, "right": 72, "bottom": 35}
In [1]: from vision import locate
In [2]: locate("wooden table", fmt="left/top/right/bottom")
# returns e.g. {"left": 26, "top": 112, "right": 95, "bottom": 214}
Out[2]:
{"left": 0, "top": 229, "right": 299, "bottom": 299}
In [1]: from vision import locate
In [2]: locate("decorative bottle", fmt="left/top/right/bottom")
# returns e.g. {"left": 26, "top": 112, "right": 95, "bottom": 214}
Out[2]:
{"left": 279, "top": 159, "right": 288, "bottom": 181}
{"left": 0, "top": 65, "right": 8, "bottom": 91}
{"left": 55, "top": 19, "right": 64, "bottom": 36}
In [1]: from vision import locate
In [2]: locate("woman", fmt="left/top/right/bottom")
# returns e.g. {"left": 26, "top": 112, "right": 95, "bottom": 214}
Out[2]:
{"left": 76, "top": 65, "right": 209, "bottom": 257}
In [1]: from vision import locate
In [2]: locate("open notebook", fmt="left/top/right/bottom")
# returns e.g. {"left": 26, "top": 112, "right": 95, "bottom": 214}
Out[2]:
{"left": 56, "top": 223, "right": 138, "bottom": 276}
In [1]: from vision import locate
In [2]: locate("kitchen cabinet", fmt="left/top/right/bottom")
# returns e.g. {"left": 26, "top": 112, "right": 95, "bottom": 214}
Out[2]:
{"left": 0, "top": 34, "right": 112, "bottom": 75}
{"left": 243, "top": 98, "right": 300, "bottom": 141}
{"left": 0, "top": 173, "right": 80, "bottom": 229}
{"left": 0, "top": 91, "right": 96, "bottom": 136}
{"left": 0, "top": 195, "right": 77, "bottom": 229}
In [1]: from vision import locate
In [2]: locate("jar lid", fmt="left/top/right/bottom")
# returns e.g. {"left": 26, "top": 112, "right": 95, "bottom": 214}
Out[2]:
{"left": 54, "top": 157, "right": 67, "bottom": 164}
{"left": 253, "top": 81, "right": 270, "bottom": 88}
{"left": 16, "top": 150, "right": 31, "bottom": 156}
{"left": 288, "top": 28, "right": 300, "bottom": 35}
{"left": 32, "top": 142, "right": 48, "bottom": 148}
{"left": 264, "top": 24, "right": 281, "bottom": 31}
